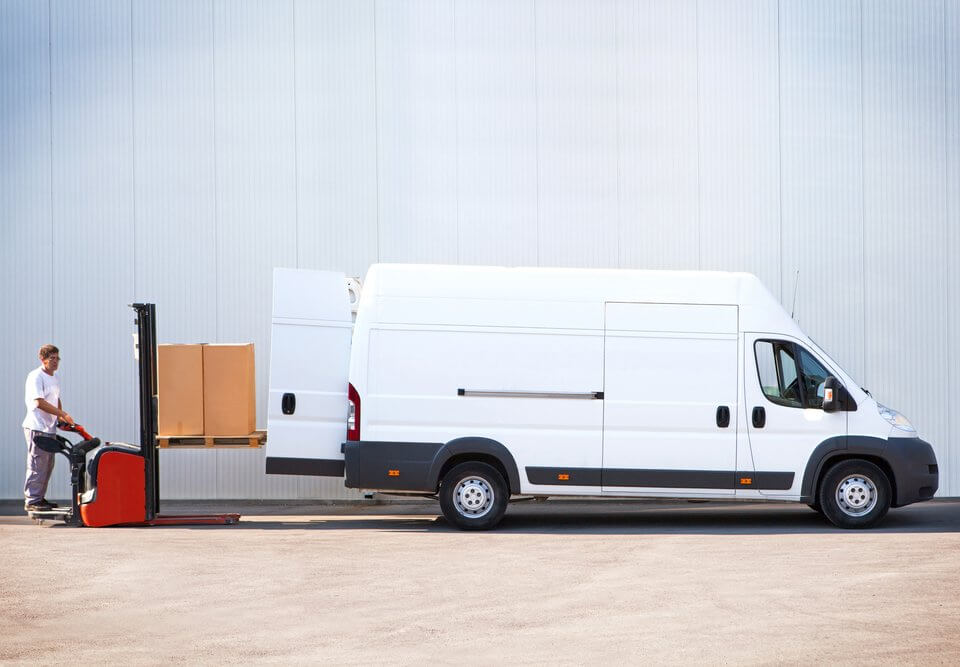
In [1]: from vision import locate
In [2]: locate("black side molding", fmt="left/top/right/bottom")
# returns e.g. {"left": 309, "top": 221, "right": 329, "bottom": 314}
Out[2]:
{"left": 527, "top": 467, "right": 603, "bottom": 486}
{"left": 736, "top": 471, "right": 794, "bottom": 490}
{"left": 603, "top": 468, "right": 735, "bottom": 489}
{"left": 526, "top": 467, "right": 794, "bottom": 490}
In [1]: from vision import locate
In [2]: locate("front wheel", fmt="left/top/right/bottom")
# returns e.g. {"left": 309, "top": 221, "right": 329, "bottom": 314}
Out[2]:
{"left": 438, "top": 462, "right": 508, "bottom": 530}
{"left": 818, "top": 459, "right": 891, "bottom": 529}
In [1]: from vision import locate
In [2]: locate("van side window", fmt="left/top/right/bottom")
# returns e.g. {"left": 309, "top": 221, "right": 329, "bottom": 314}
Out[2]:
{"left": 754, "top": 340, "right": 802, "bottom": 408}
{"left": 797, "top": 347, "right": 830, "bottom": 409}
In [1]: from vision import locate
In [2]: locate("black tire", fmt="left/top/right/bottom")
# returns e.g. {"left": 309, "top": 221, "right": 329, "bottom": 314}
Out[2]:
{"left": 438, "top": 462, "right": 508, "bottom": 530}
{"left": 818, "top": 459, "right": 891, "bottom": 529}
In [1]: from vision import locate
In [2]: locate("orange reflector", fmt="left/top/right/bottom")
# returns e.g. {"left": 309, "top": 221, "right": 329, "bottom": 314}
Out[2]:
{"left": 388, "top": 469, "right": 399, "bottom": 477}
{"left": 557, "top": 473, "right": 570, "bottom": 481}
{"left": 740, "top": 477, "right": 752, "bottom": 485}
{"left": 825, "top": 388, "right": 834, "bottom": 402}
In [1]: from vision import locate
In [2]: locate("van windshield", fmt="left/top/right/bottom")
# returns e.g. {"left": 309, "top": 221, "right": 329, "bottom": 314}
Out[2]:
{"left": 797, "top": 347, "right": 829, "bottom": 409}
{"left": 803, "top": 336, "right": 860, "bottom": 393}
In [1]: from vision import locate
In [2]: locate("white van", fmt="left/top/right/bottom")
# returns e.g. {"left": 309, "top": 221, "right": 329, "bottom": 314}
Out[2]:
{"left": 265, "top": 264, "right": 938, "bottom": 530}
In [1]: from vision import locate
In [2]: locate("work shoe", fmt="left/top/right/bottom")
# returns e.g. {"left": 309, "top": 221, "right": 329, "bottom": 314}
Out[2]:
{"left": 25, "top": 502, "right": 51, "bottom": 512}
{"left": 40, "top": 498, "right": 58, "bottom": 508}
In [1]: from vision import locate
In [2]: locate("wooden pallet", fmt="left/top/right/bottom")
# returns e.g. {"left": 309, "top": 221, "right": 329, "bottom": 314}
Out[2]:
{"left": 157, "top": 430, "right": 266, "bottom": 449}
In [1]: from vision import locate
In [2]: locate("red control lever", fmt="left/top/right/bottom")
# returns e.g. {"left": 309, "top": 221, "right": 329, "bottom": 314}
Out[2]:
{"left": 57, "top": 420, "right": 93, "bottom": 441}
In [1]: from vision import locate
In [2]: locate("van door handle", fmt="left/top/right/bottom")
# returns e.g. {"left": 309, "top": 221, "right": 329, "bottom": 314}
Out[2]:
{"left": 282, "top": 393, "right": 296, "bottom": 415}
{"left": 716, "top": 405, "right": 730, "bottom": 428}
{"left": 752, "top": 406, "right": 766, "bottom": 428}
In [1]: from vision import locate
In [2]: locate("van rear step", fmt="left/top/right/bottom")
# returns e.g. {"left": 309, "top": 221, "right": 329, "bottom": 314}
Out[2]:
{"left": 157, "top": 430, "right": 266, "bottom": 449}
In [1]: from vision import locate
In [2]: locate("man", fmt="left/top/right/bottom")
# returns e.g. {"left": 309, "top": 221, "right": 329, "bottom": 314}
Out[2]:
{"left": 22, "top": 344, "right": 75, "bottom": 512}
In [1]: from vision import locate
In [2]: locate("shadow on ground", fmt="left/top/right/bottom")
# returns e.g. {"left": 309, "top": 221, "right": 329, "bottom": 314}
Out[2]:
{"left": 3, "top": 497, "right": 958, "bottom": 535}
{"left": 292, "top": 501, "right": 960, "bottom": 535}
{"left": 5, "top": 499, "right": 954, "bottom": 536}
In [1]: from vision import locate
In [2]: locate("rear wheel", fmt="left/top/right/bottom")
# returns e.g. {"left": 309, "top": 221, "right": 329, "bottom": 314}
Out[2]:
{"left": 439, "top": 462, "right": 508, "bottom": 530}
{"left": 818, "top": 459, "right": 891, "bottom": 529}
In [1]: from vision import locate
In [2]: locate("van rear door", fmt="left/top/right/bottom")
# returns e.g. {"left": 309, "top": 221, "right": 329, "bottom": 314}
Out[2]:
{"left": 265, "top": 268, "right": 353, "bottom": 477}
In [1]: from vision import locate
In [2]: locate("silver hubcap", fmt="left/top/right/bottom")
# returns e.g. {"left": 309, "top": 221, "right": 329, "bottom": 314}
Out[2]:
{"left": 454, "top": 476, "right": 494, "bottom": 519}
{"left": 836, "top": 474, "right": 878, "bottom": 517}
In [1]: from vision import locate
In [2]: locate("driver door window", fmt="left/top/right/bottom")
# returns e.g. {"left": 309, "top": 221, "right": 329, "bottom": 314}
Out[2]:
{"left": 754, "top": 341, "right": 802, "bottom": 408}
{"left": 755, "top": 340, "right": 833, "bottom": 410}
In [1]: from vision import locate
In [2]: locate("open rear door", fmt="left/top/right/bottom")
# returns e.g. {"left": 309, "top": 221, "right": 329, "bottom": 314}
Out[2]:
{"left": 265, "top": 268, "right": 353, "bottom": 477}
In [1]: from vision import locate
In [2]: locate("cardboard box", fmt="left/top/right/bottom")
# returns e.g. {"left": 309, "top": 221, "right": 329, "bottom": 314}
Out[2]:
{"left": 157, "top": 344, "right": 204, "bottom": 436}
{"left": 202, "top": 343, "right": 256, "bottom": 435}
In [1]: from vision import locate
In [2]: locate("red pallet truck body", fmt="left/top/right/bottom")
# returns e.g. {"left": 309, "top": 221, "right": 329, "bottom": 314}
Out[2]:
{"left": 28, "top": 304, "right": 239, "bottom": 527}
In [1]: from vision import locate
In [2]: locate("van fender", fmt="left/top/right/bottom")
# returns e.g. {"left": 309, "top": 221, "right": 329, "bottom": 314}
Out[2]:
{"left": 801, "top": 435, "right": 939, "bottom": 507}
{"left": 800, "top": 436, "right": 886, "bottom": 503}
{"left": 428, "top": 437, "right": 522, "bottom": 495}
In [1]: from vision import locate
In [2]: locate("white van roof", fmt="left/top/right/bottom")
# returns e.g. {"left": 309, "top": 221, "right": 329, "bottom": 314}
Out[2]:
{"left": 362, "top": 264, "right": 801, "bottom": 335}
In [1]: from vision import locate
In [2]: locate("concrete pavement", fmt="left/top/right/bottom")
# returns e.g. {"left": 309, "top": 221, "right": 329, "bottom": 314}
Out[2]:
{"left": 2, "top": 499, "right": 958, "bottom": 664}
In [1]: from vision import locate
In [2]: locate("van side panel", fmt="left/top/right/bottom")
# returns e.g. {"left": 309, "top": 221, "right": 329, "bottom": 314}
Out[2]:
{"left": 602, "top": 303, "right": 739, "bottom": 495}
{"left": 364, "top": 326, "right": 604, "bottom": 495}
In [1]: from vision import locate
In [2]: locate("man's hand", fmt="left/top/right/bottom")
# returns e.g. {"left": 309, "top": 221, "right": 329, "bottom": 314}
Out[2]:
{"left": 60, "top": 412, "right": 74, "bottom": 426}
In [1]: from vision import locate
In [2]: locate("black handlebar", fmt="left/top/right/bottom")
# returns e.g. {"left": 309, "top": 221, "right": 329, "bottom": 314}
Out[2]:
{"left": 32, "top": 433, "right": 69, "bottom": 455}
{"left": 32, "top": 431, "right": 100, "bottom": 459}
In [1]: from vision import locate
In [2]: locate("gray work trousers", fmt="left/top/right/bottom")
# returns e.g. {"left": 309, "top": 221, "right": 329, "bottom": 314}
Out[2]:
{"left": 23, "top": 428, "right": 55, "bottom": 504}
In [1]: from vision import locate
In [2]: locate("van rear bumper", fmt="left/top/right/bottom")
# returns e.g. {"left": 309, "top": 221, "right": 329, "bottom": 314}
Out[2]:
{"left": 343, "top": 441, "right": 442, "bottom": 492}
{"left": 887, "top": 437, "right": 939, "bottom": 507}
{"left": 265, "top": 456, "right": 344, "bottom": 477}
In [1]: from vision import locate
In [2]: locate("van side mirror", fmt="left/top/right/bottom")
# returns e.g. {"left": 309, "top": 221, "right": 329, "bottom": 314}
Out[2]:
{"left": 823, "top": 376, "right": 857, "bottom": 412}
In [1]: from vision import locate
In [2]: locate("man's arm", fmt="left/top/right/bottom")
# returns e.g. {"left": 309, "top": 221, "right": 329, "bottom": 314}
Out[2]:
{"left": 35, "top": 398, "right": 73, "bottom": 425}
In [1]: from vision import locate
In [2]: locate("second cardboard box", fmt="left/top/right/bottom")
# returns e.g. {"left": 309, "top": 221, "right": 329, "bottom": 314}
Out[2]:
{"left": 203, "top": 343, "right": 256, "bottom": 435}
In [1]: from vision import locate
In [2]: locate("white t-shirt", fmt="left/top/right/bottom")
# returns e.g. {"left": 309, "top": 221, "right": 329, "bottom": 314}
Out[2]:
{"left": 22, "top": 366, "right": 61, "bottom": 433}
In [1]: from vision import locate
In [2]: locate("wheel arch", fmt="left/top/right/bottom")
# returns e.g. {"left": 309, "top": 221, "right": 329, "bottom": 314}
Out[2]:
{"left": 811, "top": 453, "right": 897, "bottom": 507}
{"left": 429, "top": 437, "right": 521, "bottom": 494}
{"left": 800, "top": 436, "right": 898, "bottom": 505}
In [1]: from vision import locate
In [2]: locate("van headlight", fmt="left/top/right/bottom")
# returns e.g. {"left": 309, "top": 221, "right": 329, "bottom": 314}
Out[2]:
{"left": 877, "top": 403, "right": 916, "bottom": 433}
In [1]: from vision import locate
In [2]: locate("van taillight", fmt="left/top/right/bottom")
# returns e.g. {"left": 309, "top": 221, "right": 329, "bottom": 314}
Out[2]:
{"left": 347, "top": 383, "right": 361, "bottom": 441}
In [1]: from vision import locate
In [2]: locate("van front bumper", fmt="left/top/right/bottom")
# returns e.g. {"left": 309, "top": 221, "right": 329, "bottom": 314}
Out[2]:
{"left": 887, "top": 437, "right": 939, "bottom": 507}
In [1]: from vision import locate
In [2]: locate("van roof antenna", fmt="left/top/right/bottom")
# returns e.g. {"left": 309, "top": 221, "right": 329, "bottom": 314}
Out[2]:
{"left": 790, "top": 269, "right": 800, "bottom": 321}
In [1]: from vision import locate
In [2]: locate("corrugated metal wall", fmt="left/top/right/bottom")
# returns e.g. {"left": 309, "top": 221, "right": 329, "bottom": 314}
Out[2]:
{"left": 1, "top": 0, "right": 958, "bottom": 499}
